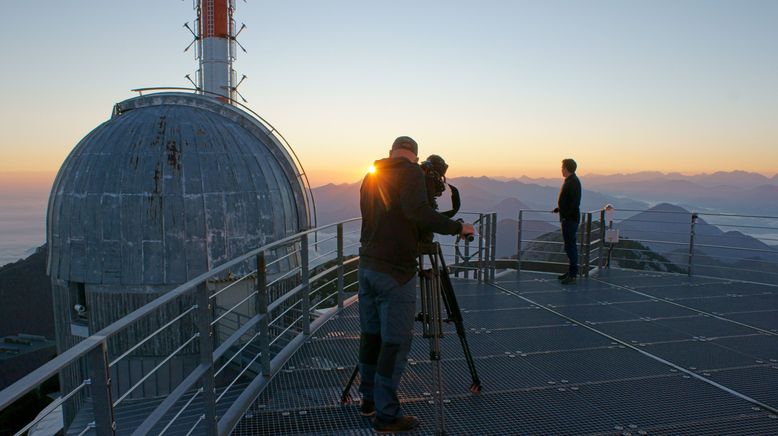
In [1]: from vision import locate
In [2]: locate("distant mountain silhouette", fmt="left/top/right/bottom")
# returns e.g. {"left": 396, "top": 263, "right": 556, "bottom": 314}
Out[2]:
{"left": 450, "top": 176, "right": 648, "bottom": 213}
{"left": 488, "top": 197, "right": 532, "bottom": 220}
{"left": 311, "top": 176, "right": 649, "bottom": 226}
{"left": 514, "top": 175, "right": 558, "bottom": 187}
{"left": 511, "top": 171, "right": 778, "bottom": 215}
{"left": 581, "top": 170, "right": 777, "bottom": 189}
{"left": 693, "top": 185, "right": 778, "bottom": 215}
{"left": 688, "top": 171, "right": 777, "bottom": 188}
{"left": 310, "top": 177, "right": 778, "bottom": 280}
{"left": 311, "top": 182, "right": 361, "bottom": 225}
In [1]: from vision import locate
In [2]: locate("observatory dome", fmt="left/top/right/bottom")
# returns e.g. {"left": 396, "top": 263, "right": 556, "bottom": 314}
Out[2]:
{"left": 47, "top": 92, "right": 310, "bottom": 286}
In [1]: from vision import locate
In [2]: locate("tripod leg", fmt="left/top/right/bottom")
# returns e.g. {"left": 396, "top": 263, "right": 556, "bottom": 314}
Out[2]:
{"left": 436, "top": 245, "right": 483, "bottom": 393}
{"left": 427, "top": 250, "right": 446, "bottom": 435}
{"left": 340, "top": 365, "right": 360, "bottom": 404}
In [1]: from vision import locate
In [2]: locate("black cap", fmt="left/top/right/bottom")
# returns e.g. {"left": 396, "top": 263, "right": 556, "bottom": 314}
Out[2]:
{"left": 391, "top": 136, "right": 418, "bottom": 156}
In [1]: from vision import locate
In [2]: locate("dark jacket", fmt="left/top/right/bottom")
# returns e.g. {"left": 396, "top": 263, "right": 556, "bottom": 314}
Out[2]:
{"left": 360, "top": 157, "right": 462, "bottom": 283}
{"left": 557, "top": 173, "right": 582, "bottom": 223}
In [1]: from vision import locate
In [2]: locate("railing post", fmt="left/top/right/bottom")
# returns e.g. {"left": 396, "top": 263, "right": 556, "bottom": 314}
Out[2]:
{"left": 301, "top": 233, "right": 311, "bottom": 335}
{"left": 87, "top": 341, "right": 115, "bottom": 435}
{"left": 688, "top": 213, "right": 697, "bottom": 276}
{"left": 584, "top": 213, "right": 593, "bottom": 277}
{"left": 454, "top": 229, "right": 461, "bottom": 278}
{"left": 578, "top": 217, "right": 585, "bottom": 277}
{"left": 337, "top": 223, "right": 345, "bottom": 309}
{"left": 464, "top": 234, "right": 471, "bottom": 279}
{"left": 516, "top": 210, "right": 523, "bottom": 272}
{"left": 195, "top": 282, "right": 217, "bottom": 436}
{"left": 208, "top": 282, "right": 219, "bottom": 346}
{"left": 598, "top": 209, "right": 606, "bottom": 269}
{"left": 477, "top": 213, "right": 484, "bottom": 283}
{"left": 484, "top": 213, "right": 492, "bottom": 282}
{"left": 490, "top": 213, "right": 497, "bottom": 282}
{"left": 256, "top": 251, "right": 271, "bottom": 377}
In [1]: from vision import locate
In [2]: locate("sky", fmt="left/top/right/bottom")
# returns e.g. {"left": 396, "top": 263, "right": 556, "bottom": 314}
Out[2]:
{"left": 0, "top": 0, "right": 776, "bottom": 188}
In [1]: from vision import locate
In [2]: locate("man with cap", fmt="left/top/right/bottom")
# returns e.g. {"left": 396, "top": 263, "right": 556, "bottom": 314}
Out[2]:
{"left": 358, "top": 136, "right": 475, "bottom": 433}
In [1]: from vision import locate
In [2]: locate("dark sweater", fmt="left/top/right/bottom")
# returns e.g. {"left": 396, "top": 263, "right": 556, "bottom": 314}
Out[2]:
{"left": 557, "top": 173, "right": 582, "bottom": 223}
{"left": 359, "top": 157, "right": 462, "bottom": 283}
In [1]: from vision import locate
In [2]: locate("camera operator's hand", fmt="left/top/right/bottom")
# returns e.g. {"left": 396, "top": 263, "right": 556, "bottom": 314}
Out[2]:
{"left": 460, "top": 222, "right": 475, "bottom": 240}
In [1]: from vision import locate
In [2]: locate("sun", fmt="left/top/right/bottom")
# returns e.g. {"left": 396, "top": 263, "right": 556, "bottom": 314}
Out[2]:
{"left": 368, "top": 165, "right": 376, "bottom": 174}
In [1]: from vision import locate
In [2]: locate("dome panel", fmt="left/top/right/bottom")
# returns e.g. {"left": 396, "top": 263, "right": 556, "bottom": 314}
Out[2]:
{"left": 48, "top": 93, "right": 309, "bottom": 285}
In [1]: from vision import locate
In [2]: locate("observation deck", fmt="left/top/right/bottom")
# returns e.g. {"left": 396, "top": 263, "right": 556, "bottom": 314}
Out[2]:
{"left": 2, "top": 209, "right": 777, "bottom": 435}
{"left": 235, "top": 269, "right": 778, "bottom": 435}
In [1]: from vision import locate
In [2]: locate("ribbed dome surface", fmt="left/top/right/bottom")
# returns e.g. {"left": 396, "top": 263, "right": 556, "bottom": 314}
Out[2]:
{"left": 47, "top": 93, "right": 308, "bottom": 285}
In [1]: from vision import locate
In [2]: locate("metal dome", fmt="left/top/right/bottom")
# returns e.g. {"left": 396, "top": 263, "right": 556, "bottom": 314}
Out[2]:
{"left": 47, "top": 92, "right": 310, "bottom": 285}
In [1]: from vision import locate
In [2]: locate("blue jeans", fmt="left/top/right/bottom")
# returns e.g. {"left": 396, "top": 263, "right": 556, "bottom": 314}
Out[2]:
{"left": 561, "top": 219, "right": 579, "bottom": 275}
{"left": 358, "top": 268, "right": 416, "bottom": 422}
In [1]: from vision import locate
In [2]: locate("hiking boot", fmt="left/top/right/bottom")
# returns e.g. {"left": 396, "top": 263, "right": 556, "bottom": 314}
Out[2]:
{"left": 360, "top": 399, "right": 376, "bottom": 417}
{"left": 561, "top": 275, "right": 577, "bottom": 285}
{"left": 373, "top": 416, "right": 420, "bottom": 433}
{"left": 557, "top": 273, "right": 568, "bottom": 281}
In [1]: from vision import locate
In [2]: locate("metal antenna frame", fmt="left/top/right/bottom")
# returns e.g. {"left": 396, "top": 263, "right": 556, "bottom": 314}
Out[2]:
{"left": 183, "top": 22, "right": 199, "bottom": 52}
{"left": 232, "top": 74, "right": 248, "bottom": 102}
{"left": 184, "top": 74, "right": 200, "bottom": 91}
{"left": 232, "top": 23, "right": 248, "bottom": 53}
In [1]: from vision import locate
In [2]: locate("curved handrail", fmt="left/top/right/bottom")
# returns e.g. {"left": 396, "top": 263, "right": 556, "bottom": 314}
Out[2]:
{"left": 0, "top": 217, "right": 360, "bottom": 411}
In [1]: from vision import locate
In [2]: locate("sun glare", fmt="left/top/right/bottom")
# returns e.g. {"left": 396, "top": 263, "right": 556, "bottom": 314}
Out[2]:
{"left": 368, "top": 165, "right": 376, "bottom": 174}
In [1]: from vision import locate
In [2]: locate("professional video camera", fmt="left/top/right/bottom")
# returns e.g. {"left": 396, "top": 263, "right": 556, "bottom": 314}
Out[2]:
{"left": 420, "top": 154, "right": 460, "bottom": 218}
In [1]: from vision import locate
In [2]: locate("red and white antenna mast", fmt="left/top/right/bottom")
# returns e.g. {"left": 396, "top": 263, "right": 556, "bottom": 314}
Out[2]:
{"left": 186, "top": 0, "right": 247, "bottom": 103}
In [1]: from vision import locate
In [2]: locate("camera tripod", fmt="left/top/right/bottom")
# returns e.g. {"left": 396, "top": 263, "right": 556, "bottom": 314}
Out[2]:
{"left": 340, "top": 241, "right": 482, "bottom": 434}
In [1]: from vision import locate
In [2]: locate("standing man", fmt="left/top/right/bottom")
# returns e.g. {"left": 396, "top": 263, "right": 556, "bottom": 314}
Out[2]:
{"left": 553, "top": 158, "right": 582, "bottom": 285}
{"left": 358, "top": 136, "right": 474, "bottom": 433}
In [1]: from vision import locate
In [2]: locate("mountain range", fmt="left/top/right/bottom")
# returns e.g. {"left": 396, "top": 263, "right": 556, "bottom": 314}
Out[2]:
{"left": 514, "top": 170, "right": 778, "bottom": 189}
{"left": 312, "top": 175, "right": 650, "bottom": 226}
{"left": 313, "top": 174, "right": 778, "bottom": 264}
{"left": 509, "top": 171, "right": 778, "bottom": 215}
{"left": 313, "top": 170, "right": 778, "bottom": 228}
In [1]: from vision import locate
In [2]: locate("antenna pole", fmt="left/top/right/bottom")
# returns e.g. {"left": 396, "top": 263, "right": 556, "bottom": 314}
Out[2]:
{"left": 197, "top": 0, "right": 234, "bottom": 103}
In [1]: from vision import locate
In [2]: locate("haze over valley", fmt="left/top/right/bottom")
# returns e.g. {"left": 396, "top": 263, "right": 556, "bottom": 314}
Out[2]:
{"left": 2, "top": 169, "right": 777, "bottom": 268}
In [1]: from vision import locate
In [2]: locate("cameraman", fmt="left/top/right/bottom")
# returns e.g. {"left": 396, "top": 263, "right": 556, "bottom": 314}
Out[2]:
{"left": 358, "top": 136, "right": 474, "bottom": 433}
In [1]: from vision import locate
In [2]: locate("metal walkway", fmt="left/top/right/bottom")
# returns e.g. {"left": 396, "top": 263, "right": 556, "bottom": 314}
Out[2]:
{"left": 234, "top": 270, "right": 778, "bottom": 435}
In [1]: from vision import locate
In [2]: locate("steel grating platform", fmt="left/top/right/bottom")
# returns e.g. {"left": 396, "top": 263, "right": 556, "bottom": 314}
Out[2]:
{"left": 234, "top": 269, "right": 778, "bottom": 435}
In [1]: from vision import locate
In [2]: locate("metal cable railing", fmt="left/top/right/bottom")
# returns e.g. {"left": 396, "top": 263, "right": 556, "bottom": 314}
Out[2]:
{"left": 0, "top": 214, "right": 497, "bottom": 436}
{"left": 516, "top": 207, "right": 778, "bottom": 283}
{"left": 7, "top": 202, "right": 765, "bottom": 434}
{"left": 11, "top": 380, "right": 88, "bottom": 436}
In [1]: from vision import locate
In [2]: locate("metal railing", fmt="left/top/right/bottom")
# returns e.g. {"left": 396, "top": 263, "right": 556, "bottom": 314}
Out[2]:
{"left": 514, "top": 210, "right": 597, "bottom": 277}
{"left": 5, "top": 202, "right": 773, "bottom": 434}
{"left": 450, "top": 212, "right": 498, "bottom": 282}
{"left": 515, "top": 208, "right": 778, "bottom": 285}
{"left": 0, "top": 214, "right": 497, "bottom": 436}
